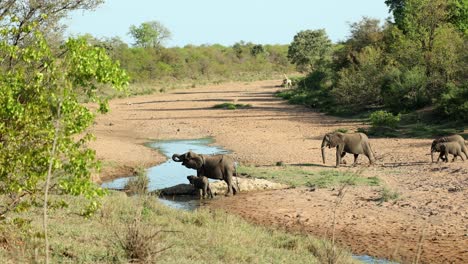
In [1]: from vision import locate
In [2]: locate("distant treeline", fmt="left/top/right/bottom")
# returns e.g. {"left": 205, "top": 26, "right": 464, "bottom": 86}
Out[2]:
{"left": 279, "top": 0, "right": 467, "bottom": 123}
{"left": 87, "top": 37, "right": 294, "bottom": 84}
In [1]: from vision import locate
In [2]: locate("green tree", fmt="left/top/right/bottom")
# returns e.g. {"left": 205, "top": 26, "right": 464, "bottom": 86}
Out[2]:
{"left": 334, "top": 17, "right": 386, "bottom": 71}
{"left": 387, "top": 0, "right": 468, "bottom": 35}
{"left": 436, "top": 83, "right": 468, "bottom": 122}
{"left": 386, "top": 0, "right": 465, "bottom": 98}
{"left": 448, "top": 0, "right": 468, "bottom": 35}
{"left": 347, "top": 17, "right": 384, "bottom": 51}
{"left": 331, "top": 46, "right": 386, "bottom": 111}
{"left": 1, "top": 1, "right": 129, "bottom": 262}
{"left": 287, "top": 29, "right": 332, "bottom": 72}
{"left": 129, "top": 20, "right": 171, "bottom": 48}
{"left": 0, "top": 0, "right": 128, "bottom": 228}
{"left": 385, "top": 0, "right": 406, "bottom": 30}
{"left": 250, "top": 44, "right": 265, "bottom": 57}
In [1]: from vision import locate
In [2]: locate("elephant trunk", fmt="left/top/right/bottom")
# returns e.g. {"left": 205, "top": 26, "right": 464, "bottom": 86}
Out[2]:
{"left": 172, "top": 154, "right": 182, "bottom": 162}
{"left": 431, "top": 149, "right": 434, "bottom": 163}
{"left": 321, "top": 137, "right": 327, "bottom": 164}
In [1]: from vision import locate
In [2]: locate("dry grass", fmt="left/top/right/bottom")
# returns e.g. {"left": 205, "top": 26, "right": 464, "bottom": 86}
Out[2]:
{"left": 124, "top": 167, "right": 150, "bottom": 195}
{"left": 114, "top": 213, "right": 173, "bottom": 263}
{"left": 0, "top": 192, "right": 359, "bottom": 263}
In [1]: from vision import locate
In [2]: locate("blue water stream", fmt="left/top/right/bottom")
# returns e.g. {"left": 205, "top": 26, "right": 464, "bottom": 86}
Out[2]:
{"left": 101, "top": 138, "right": 397, "bottom": 264}
{"left": 101, "top": 138, "right": 228, "bottom": 210}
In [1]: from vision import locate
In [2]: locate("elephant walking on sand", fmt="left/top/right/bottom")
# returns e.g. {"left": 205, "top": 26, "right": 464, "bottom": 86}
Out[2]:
{"left": 431, "top": 135, "right": 468, "bottom": 162}
{"left": 431, "top": 142, "right": 465, "bottom": 163}
{"left": 321, "top": 132, "right": 375, "bottom": 167}
{"left": 172, "top": 151, "right": 238, "bottom": 196}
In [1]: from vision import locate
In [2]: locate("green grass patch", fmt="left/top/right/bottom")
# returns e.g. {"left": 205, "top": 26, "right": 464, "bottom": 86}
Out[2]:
{"left": 0, "top": 193, "right": 358, "bottom": 263}
{"left": 213, "top": 102, "right": 252, "bottom": 110}
{"left": 376, "top": 187, "right": 401, "bottom": 203}
{"left": 238, "top": 166, "right": 381, "bottom": 188}
{"left": 334, "top": 128, "right": 349, "bottom": 133}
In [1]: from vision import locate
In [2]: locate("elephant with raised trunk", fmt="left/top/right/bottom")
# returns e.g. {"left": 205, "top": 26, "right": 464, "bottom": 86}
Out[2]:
{"left": 321, "top": 132, "right": 375, "bottom": 167}
{"left": 172, "top": 151, "right": 238, "bottom": 196}
{"left": 430, "top": 135, "right": 468, "bottom": 163}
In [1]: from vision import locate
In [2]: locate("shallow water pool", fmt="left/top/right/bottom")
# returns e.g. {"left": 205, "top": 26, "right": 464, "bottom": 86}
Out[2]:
{"left": 101, "top": 138, "right": 228, "bottom": 209}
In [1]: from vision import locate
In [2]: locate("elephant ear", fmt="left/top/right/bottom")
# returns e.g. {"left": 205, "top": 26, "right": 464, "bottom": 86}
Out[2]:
{"left": 192, "top": 155, "right": 204, "bottom": 169}
{"left": 321, "top": 134, "right": 331, "bottom": 147}
{"left": 328, "top": 133, "right": 343, "bottom": 148}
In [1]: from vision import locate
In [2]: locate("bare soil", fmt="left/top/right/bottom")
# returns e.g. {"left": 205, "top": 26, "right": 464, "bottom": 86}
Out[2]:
{"left": 90, "top": 80, "right": 467, "bottom": 264}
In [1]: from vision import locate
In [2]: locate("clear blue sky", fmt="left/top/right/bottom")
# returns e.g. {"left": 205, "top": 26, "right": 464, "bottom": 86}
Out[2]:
{"left": 65, "top": 0, "right": 391, "bottom": 47}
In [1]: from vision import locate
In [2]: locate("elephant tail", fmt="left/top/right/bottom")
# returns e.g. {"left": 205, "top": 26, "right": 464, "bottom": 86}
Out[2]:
{"left": 234, "top": 161, "right": 240, "bottom": 192}
{"left": 365, "top": 141, "right": 376, "bottom": 163}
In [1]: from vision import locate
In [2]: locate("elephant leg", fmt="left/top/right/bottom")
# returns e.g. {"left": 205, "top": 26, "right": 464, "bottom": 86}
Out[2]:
{"left": 352, "top": 154, "right": 359, "bottom": 166}
{"left": 198, "top": 189, "right": 203, "bottom": 199}
{"left": 441, "top": 153, "right": 448, "bottom": 162}
{"left": 207, "top": 186, "right": 213, "bottom": 198}
{"left": 340, "top": 152, "right": 347, "bottom": 164}
{"left": 335, "top": 147, "right": 345, "bottom": 167}
{"left": 224, "top": 178, "right": 234, "bottom": 196}
{"left": 202, "top": 186, "right": 207, "bottom": 199}
{"left": 232, "top": 181, "right": 238, "bottom": 195}
{"left": 461, "top": 145, "right": 468, "bottom": 159}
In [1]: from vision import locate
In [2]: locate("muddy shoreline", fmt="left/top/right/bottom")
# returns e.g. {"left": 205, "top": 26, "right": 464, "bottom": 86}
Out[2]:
{"left": 90, "top": 80, "right": 468, "bottom": 263}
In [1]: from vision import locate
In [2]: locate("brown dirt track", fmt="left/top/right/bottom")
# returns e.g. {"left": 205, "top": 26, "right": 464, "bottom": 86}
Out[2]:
{"left": 90, "top": 80, "right": 467, "bottom": 264}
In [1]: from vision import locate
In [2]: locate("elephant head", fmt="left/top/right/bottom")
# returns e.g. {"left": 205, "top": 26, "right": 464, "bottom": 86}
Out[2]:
{"left": 430, "top": 142, "right": 443, "bottom": 163}
{"left": 172, "top": 151, "right": 204, "bottom": 170}
{"left": 430, "top": 141, "right": 437, "bottom": 163}
{"left": 187, "top": 175, "right": 197, "bottom": 185}
{"left": 321, "top": 133, "right": 344, "bottom": 164}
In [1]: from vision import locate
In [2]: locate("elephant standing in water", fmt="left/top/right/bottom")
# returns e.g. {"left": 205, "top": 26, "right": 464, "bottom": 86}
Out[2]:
{"left": 187, "top": 175, "right": 214, "bottom": 199}
{"left": 172, "top": 151, "right": 238, "bottom": 196}
{"left": 321, "top": 132, "right": 375, "bottom": 167}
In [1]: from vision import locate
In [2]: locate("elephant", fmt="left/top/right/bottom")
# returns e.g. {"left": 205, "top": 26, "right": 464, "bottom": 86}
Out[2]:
{"left": 431, "top": 135, "right": 468, "bottom": 162}
{"left": 431, "top": 142, "right": 465, "bottom": 163}
{"left": 321, "top": 132, "right": 375, "bottom": 167}
{"left": 187, "top": 175, "right": 213, "bottom": 199}
{"left": 172, "top": 151, "right": 238, "bottom": 196}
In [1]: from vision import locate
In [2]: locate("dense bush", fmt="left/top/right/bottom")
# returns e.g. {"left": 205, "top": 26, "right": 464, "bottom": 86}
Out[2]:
{"left": 100, "top": 40, "right": 294, "bottom": 84}
{"left": 381, "top": 66, "right": 430, "bottom": 112}
{"left": 436, "top": 83, "right": 468, "bottom": 122}
{"left": 332, "top": 47, "right": 386, "bottom": 112}
{"left": 369, "top": 110, "right": 401, "bottom": 128}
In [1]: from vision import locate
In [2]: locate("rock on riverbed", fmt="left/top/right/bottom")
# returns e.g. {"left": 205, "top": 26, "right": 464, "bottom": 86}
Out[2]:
{"left": 155, "top": 177, "right": 288, "bottom": 197}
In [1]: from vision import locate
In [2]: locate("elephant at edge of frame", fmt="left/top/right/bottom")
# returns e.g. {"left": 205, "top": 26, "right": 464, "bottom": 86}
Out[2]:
{"left": 321, "top": 132, "right": 375, "bottom": 167}
{"left": 430, "top": 134, "right": 468, "bottom": 163}
{"left": 431, "top": 141, "right": 465, "bottom": 163}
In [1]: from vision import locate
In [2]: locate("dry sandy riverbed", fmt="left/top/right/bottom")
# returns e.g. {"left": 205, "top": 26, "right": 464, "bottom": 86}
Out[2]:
{"left": 90, "top": 80, "right": 467, "bottom": 264}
